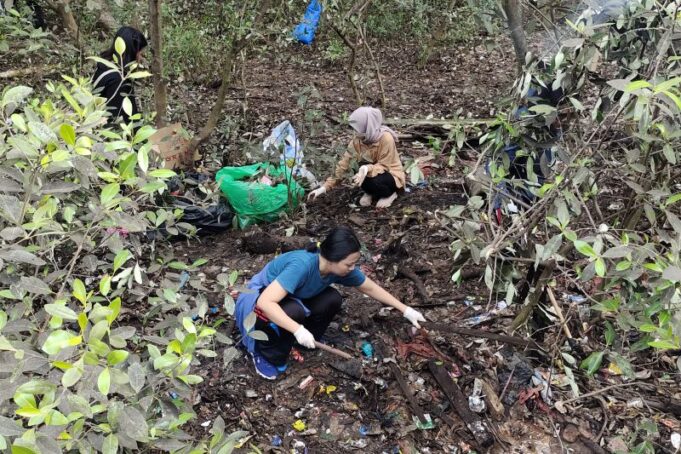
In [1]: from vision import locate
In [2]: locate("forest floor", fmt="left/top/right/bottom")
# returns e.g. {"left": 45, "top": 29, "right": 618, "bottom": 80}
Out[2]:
{"left": 165, "top": 38, "right": 625, "bottom": 453}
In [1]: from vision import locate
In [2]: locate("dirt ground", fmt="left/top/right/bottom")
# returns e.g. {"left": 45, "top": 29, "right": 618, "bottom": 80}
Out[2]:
{"left": 161, "top": 38, "right": 617, "bottom": 453}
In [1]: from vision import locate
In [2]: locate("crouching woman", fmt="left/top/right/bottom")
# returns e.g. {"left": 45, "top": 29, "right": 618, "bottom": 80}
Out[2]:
{"left": 235, "top": 226, "right": 426, "bottom": 379}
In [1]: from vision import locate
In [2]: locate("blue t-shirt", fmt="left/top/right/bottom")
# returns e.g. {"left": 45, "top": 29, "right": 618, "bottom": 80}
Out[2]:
{"left": 265, "top": 250, "right": 366, "bottom": 299}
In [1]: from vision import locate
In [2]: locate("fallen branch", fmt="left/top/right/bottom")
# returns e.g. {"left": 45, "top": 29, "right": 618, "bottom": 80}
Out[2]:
{"left": 397, "top": 265, "right": 429, "bottom": 304}
{"left": 0, "top": 66, "right": 58, "bottom": 79}
{"left": 423, "top": 322, "right": 546, "bottom": 352}
{"left": 429, "top": 359, "right": 494, "bottom": 449}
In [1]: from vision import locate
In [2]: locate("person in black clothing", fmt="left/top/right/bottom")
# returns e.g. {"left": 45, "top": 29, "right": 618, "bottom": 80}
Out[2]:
{"left": 93, "top": 26, "right": 148, "bottom": 125}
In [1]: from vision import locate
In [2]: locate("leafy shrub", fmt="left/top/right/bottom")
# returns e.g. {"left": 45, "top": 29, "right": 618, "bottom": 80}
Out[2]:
{"left": 0, "top": 40, "right": 238, "bottom": 452}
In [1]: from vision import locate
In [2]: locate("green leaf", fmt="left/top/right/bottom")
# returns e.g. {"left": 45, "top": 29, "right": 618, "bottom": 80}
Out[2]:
{"left": 2, "top": 86, "right": 33, "bottom": 107}
{"left": 107, "top": 350, "right": 129, "bottom": 366}
{"left": 580, "top": 351, "right": 604, "bottom": 377}
{"left": 182, "top": 317, "right": 197, "bottom": 334}
{"left": 61, "top": 366, "right": 83, "bottom": 388}
{"left": 42, "top": 330, "right": 81, "bottom": 355}
{"left": 148, "top": 169, "right": 176, "bottom": 179}
{"left": 594, "top": 258, "right": 606, "bottom": 277}
{"left": 113, "top": 249, "right": 131, "bottom": 272}
{"left": 615, "top": 260, "right": 631, "bottom": 271}
{"left": 59, "top": 124, "right": 76, "bottom": 146}
{"left": 648, "top": 339, "right": 679, "bottom": 350}
{"left": 72, "top": 279, "right": 87, "bottom": 304}
{"left": 228, "top": 270, "right": 239, "bottom": 286}
{"left": 114, "top": 37, "right": 126, "bottom": 57}
{"left": 665, "top": 193, "right": 681, "bottom": 207}
{"left": 100, "top": 274, "right": 111, "bottom": 296}
{"left": 604, "top": 321, "right": 615, "bottom": 346}
{"left": 574, "top": 240, "right": 597, "bottom": 258}
{"left": 638, "top": 323, "right": 657, "bottom": 333}
{"left": 100, "top": 183, "right": 120, "bottom": 205}
{"left": 98, "top": 367, "right": 111, "bottom": 395}
{"left": 122, "top": 97, "right": 133, "bottom": 118}
{"left": 662, "top": 266, "right": 681, "bottom": 283}
{"left": 178, "top": 375, "right": 203, "bottom": 385}
{"left": 248, "top": 330, "right": 268, "bottom": 341}
{"left": 137, "top": 145, "right": 149, "bottom": 173}
{"left": 624, "top": 80, "right": 652, "bottom": 92}
{"left": 102, "top": 434, "right": 118, "bottom": 454}
{"left": 610, "top": 352, "right": 635, "bottom": 378}
{"left": 44, "top": 304, "right": 78, "bottom": 320}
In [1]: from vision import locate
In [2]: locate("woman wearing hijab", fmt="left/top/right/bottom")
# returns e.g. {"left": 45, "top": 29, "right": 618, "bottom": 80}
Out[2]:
{"left": 308, "top": 107, "right": 405, "bottom": 208}
{"left": 92, "top": 26, "right": 148, "bottom": 125}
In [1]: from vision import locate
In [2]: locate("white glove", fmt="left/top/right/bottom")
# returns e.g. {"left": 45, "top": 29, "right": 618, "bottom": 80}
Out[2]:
{"left": 294, "top": 325, "right": 316, "bottom": 349}
{"left": 307, "top": 186, "right": 327, "bottom": 201}
{"left": 352, "top": 165, "right": 370, "bottom": 187}
{"left": 403, "top": 307, "right": 426, "bottom": 328}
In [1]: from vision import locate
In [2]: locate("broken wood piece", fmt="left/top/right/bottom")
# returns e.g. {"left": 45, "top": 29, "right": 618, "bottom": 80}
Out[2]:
{"left": 347, "top": 214, "right": 366, "bottom": 227}
{"left": 422, "top": 322, "right": 546, "bottom": 352}
{"left": 375, "top": 340, "right": 430, "bottom": 426}
{"left": 478, "top": 379, "right": 505, "bottom": 421}
{"left": 428, "top": 359, "right": 494, "bottom": 449}
{"left": 546, "top": 287, "right": 573, "bottom": 339}
{"left": 397, "top": 265, "right": 429, "bottom": 304}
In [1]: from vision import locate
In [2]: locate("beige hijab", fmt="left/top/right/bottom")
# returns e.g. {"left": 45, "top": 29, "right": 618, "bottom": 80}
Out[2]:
{"left": 348, "top": 107, "right": 398, "bottom": 145}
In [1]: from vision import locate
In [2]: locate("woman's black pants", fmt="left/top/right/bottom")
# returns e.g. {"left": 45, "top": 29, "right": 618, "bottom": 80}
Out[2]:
{"left": 361, "top": 172, "right": 397, "bottom": 199}
{"left": 254, "top": 287, "right": 342, "bottom": 366}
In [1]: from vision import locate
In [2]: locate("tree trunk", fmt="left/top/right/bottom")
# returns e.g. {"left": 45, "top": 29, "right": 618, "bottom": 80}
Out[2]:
{"left": 45, "top": 0, "right": 79, "bottom": 42}
{"left": 502, "top": 0, "right": 527, "bottom": 71}
{"left": 148, "top": 0, "right": 168, "bottom": 127}
{"left": 187, "top": 42, "right": 241, "bottom": 158}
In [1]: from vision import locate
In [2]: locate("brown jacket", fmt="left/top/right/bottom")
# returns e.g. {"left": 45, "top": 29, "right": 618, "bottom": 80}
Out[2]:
{"left": 323, "top": 132, "right": 405, "bottom": 191}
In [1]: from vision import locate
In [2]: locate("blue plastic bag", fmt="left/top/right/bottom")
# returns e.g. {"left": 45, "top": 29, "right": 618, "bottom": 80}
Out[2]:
{"left": 293, "top": 0, "right": 322, "bottom": 45}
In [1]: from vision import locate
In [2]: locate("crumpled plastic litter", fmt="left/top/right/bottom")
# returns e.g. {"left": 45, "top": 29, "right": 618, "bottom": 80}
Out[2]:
{"left": 361, "top": 341, "right": 374, "bottom": 358}
{"left": 292, "top": 419, "right": 307, "bottom": 432}
{"left": 263, "top": 120, "right": 318, "bottom": 187}
{"left": 468, "top": 378, "right": 487, "bottom": 413}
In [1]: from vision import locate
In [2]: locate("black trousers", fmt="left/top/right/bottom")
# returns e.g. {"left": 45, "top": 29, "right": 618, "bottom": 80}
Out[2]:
{"left": 254, "top": 287, "right": 342, "bottom": 366}
{"left": 361, "top": 172, "right": 397, "bottom": 199}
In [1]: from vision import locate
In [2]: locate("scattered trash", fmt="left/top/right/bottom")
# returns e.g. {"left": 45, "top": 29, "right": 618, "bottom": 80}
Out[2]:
{"left": 292, "top": 0, "right": 323, "bottom": 45}
{"left": 461, "top": 313, "right": 494, "bottom": 327}
{"left": 464, "top": 297, "right": 475, "bottom": 307}
{"left": 496, "top": 300, "right": 508, "bottom": 310}
{"left": 565, "top": 294, "right": 587, "bottom": 304}
{"left": 671, "top": 432, "right": 680, "bottom": 450}
{"left": 531, "top": 369, "right": 553, "bottom": 404}
{"left": 361, "top": 341, "right": 374, "bottom": 358}
{"left": 245, "top": 389, "right": 258, "bottom": 398}
{"left": 299, "top": 375, "right": 314, "bottom": 390}
{"left": 178, "top": 271, "right": 190, "bottom": 289}
{"left": 292, "top": 419, "right": 307, "bottom": 432}
{"left": 359, "top": 425, "right": 368, "bottom": 437}
{"left": 497, "top": 351, "right": 535, "bottom": 406}
{"left": 627, "top": 398, "right": 644, "bottom": 409}
{"left": 216, "top": 163, "right": 305, "bottom": 229}
{"left": 262, "top": 120, "right": 317, "bottom": 187}
{"left": 201, "top": 420, "right": 211, "bottom": 427}
{"left": 413, "top": 414, "right": 435, "bottom": 430}
{"left": 265, "top": 394, "right": 273, "bottom": 401}
{"left": 347, "top": 439, "right": 368, "bottom": 449}
{"left": 291, "top": 348, "right": 305, "bottom": 363}
{"left": 271, "top": 435, "right": 282, "bottom": 447}
{"left": 291, "top": 439, "right": 306, "bottom": 452}
{"left": 342, "top": 324, "right": 350, "bottom": 332}
{"left": 468, "top": 378, "right": 486, "bottom": 413}
{"left": 324, "top": 385, "right": 337, "bottom": 396}
{"left": 169, "top": 391, "right": 179, "bottom": 399}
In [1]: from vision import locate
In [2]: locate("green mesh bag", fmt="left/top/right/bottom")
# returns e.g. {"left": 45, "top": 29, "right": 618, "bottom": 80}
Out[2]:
{"left": 216, "top": 163, "right": 304, "bottom": 228}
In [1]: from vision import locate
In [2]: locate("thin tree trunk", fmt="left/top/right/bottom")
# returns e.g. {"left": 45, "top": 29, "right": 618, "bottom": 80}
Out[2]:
{"left": 502, "top": 0, "right": 527, "bottom": 71}
{"left": 187, "top": 42, "right": 241, "bottom": 158}
{"left": 148, "top": 0, "right": 168, "bottom": 127}
{"left": 45, "top": 0, "right": 79, "bottom": 42}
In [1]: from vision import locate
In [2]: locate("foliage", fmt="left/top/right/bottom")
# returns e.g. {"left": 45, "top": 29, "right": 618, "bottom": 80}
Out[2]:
{"left": 0, "top": 6, "right": 56, "bottom": 58}
{"left": 0, "top": 39, "right": 243, "bottom": 452}
{"left": 445, "top": 0, "right": 681, "bottom": 370}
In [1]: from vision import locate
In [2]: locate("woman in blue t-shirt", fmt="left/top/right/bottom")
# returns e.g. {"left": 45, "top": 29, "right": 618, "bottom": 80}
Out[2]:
{"left": 235, "top": 226, "right": 426, "bottom": 380}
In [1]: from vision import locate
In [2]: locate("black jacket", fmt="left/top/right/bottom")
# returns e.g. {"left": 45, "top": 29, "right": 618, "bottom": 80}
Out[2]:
{"left": 93, "top": 63, "right": 139, "bottom": 124}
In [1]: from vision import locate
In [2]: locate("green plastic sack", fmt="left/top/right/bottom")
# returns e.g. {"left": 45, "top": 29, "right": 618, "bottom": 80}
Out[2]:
{"left": 216, "top": 163, "right": 304, "bottom": 228}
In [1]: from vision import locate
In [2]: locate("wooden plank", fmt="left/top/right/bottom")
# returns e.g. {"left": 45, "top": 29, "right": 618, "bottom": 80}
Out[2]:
{"left": 428, "top": 359, "right": 494, "bottom": 449}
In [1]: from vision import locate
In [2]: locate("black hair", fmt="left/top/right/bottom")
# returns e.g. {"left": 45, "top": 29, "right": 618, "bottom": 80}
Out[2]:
{"left": 101, "top": 26, "right": 148, "bottom": 70}
{"left": 306, "top": 226, "right": 361, "bottom": 262}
